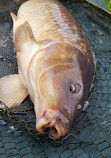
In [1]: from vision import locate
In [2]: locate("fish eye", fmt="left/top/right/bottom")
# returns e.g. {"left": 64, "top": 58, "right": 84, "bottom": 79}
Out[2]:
{"left": 70, "top": 84, "right": 80, "bottom": 94}
{"left": 70, "top": 85, "right": 76, "bottom": 93}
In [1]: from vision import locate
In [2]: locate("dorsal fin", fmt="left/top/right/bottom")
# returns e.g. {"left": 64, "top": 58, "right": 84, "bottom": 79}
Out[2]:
{"left": 14, "top": 21, "right": 36, "bottom": 52}
{"left": 10, "top": 12, "right": 17, "bottom": 22}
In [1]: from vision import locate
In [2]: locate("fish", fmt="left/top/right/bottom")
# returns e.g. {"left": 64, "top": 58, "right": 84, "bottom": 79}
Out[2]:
{"left": 0, "top": 0, "right": 96, "bottom": 139}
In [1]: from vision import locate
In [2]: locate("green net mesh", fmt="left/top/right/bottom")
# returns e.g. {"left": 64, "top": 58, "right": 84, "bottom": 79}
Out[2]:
{"left": 0, "top": 0, "right": 111, "bottom": 157}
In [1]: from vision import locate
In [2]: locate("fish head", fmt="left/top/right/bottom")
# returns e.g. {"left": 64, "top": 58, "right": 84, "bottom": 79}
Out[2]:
{"left": 34, "top": 43, "right": 95, "bottom": 139}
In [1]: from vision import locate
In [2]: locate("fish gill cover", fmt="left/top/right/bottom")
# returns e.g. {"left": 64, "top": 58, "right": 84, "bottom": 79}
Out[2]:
{"left": 0, "top": 0, "right": 111, "bottom": 158}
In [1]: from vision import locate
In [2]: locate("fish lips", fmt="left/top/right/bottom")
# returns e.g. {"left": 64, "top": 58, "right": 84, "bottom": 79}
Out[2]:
{"left": 36, "top": 109, "right": 70, "bottom": 139}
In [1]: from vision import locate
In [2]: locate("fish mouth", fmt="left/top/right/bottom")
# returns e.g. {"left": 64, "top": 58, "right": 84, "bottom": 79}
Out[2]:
{"left": 36, "top": 109, "right": 68, "bottom": 139}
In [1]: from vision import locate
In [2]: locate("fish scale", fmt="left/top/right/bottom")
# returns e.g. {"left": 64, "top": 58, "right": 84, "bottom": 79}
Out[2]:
{"left": 16, "top": 0, "right": 84, "bottom": 47}
{"left": 0, "top": 0, "right": 95, "bottom": 138}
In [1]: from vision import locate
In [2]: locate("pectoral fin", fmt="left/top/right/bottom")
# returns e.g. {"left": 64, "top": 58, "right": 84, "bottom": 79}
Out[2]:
{"left": 15, "top": 21, "right": 37, "bottom": 52}
{"left": 0, "top": 74, "right": 28, "bottom": 109}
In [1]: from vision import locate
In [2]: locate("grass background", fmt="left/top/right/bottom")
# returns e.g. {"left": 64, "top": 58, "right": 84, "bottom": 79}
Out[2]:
{"left": 88, "top": 0, "right": 107, "bottom": 11}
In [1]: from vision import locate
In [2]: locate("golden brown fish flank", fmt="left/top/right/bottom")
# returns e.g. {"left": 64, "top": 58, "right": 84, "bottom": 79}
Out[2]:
{"left": 0, "top": 0, "right": 95, "bottom": 138}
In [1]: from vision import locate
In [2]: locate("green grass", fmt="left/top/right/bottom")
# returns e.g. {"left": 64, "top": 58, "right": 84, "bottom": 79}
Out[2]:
{"left": 104, "top": 0, "right": 111, "bottom": 11}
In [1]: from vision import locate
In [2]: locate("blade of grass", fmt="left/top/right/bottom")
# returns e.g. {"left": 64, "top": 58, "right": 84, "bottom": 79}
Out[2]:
{"left": 104, "top": 0, "right": 111, "bottom": 11}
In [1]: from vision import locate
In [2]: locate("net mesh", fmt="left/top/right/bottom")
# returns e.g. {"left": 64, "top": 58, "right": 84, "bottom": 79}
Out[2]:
{"left": 0, "top": 0, "right": 111, "bottom": 157}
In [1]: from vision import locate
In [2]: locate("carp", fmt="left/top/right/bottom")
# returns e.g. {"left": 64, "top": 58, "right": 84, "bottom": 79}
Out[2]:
{"left": 0, "top": 0, "right": 95, "bottom": 138}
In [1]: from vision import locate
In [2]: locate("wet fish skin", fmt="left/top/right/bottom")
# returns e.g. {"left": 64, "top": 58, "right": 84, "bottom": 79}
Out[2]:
{"left": 0, "top": 0, "right": 95, "bottom": 138}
